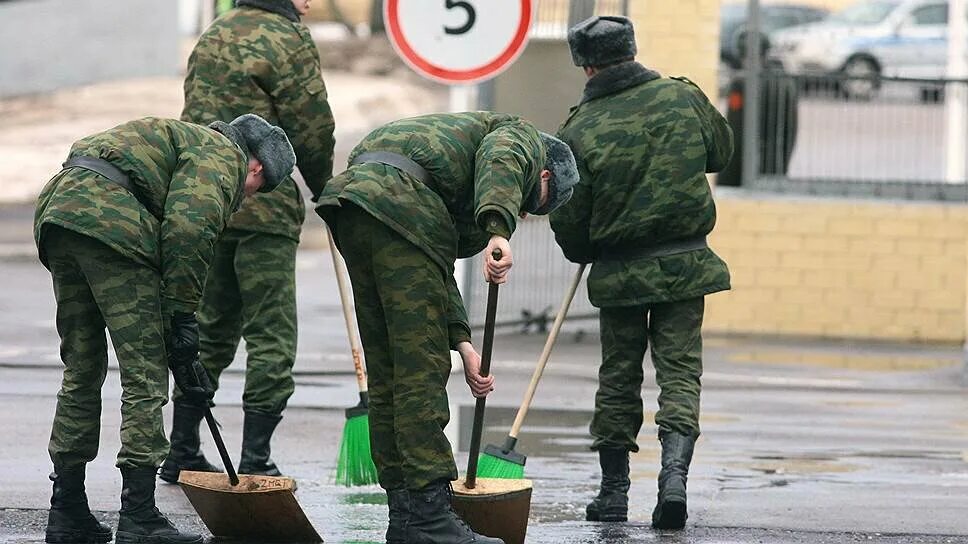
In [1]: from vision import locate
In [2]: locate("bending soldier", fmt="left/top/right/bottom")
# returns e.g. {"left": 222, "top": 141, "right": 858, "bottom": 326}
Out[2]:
{"left": 164, "top": 0, "right": 336, "bottom": 481}
{"left": 36, "top": 115, "right": 295, "bottom": 544}
{"left": 314, "top": 112, "right": 578, "bottom": 544}
{"left": 551, "top": 17, "right": 734, "bottom": 530}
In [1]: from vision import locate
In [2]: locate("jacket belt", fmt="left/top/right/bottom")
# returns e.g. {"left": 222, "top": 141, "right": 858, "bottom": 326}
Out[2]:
{"left": 62, "top": 156, "right": 153, "bottom": 213}
{"left": 350, "top": 151, "right": 431, "bottom": 185}
{"left": 599, "top": 236, "right": 708, "bottom": 261}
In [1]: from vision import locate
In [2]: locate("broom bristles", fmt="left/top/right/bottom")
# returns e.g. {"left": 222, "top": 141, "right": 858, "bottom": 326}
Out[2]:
{"left": 335, "top": 413, "right": 378, "bottom": 487}
{"left": 477, "top": 452, "right": 525, "bottom": 480}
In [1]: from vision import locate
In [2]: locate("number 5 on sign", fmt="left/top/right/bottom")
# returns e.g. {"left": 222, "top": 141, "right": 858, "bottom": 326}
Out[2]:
{"left": 385, "top": 0, "right": 534, "bottom": 85}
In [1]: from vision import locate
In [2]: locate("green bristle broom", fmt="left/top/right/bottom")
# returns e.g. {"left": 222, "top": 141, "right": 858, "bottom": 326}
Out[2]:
{"left": 328, "top": 227, "right": 378, "bottom": 486}
{"left": 478, "top": 264, "right": 586, "bottom": 479}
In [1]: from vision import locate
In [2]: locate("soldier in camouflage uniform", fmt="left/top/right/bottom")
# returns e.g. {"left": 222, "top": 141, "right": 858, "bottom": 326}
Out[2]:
{"left": 315, "top": 113, "right": 579, "bottom": 544}
{"left": 550, "top": 17, "right": 734, "bottom": 530}
{"left": 165, "top": 0, "right": 336, "bottom": 482}
{"left": 35, "top": 115, "right": 295, "bottom": 544}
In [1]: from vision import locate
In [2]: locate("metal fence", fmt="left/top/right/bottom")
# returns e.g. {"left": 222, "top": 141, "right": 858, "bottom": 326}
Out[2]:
{"left": 530, "top": 0, "right": 629, "bottom": 39}
{"left": 462, "top": 217, "right": 595, "bottom": 329}
{"left": 730, "top": 71, "right": 968, "bottom": 200}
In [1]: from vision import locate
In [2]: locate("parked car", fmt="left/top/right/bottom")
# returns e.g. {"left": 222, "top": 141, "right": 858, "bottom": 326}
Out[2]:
{"left": 720, "top": 3, "right": 829, "bottom": 93}
{"left": 769, "top": 0, "right": 955, "bottom": 100}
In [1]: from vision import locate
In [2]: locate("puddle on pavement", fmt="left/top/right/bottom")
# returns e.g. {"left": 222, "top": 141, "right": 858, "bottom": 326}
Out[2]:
{"left": 340, "top": 491, "right": 386, "bottom": 505}
{"left": 457, "top": 405, "right": 597, "bottom": 457}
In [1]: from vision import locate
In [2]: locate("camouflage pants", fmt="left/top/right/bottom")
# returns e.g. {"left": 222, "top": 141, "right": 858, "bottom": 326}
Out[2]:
{"left": 174, "top": 228, "right": 297, "bottom": 415}
{"left": 43, "top": 226, "right": 169, "bottom": 469}
{"left": 591, "top": 298, "right": 705, "bottom": 451}
{"left": 332, "top": 204, "right": 457, "bottom": 490}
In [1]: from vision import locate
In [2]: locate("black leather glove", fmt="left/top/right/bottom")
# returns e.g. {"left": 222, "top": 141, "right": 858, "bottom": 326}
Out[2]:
{"left": 167, "top": 312, "right": 213, "bottom": 405}
{"left": 172, "top": 359, "right": 215, "bottom": 406}
{"left": 167, "top": 312, "right": 199, "bottom": 369}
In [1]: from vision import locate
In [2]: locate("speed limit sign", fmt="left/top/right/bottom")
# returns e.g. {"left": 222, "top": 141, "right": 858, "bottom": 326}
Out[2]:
{"left": 385, "top": 0, "right": 534, "bottom": 85}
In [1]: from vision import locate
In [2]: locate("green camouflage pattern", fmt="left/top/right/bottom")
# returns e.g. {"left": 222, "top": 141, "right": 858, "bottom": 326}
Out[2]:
{"left": 551, "top": 63, "right": 733, "bottom": 307}
{"left": 45, "top": 227, "right": 170, "bottom": 470}
{"left": 315, "top": 112, "right": 546, "bottom": 345}
{"left": 172, "top": 230, "right": 298, "bottom": 414}
{"left": 333, "top": 205, "right": 457, "bottom": 490}
{"left": 34, "top": 117, "right": 247, "bottom": 315}
{"left": 182, "top": 5, "right": 336, "bottom": 241}
{"left": 591, "top": 298, "right": 705, "bottom": 451}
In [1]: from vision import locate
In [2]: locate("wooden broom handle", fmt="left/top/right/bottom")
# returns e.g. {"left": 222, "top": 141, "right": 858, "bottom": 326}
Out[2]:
{"left": 507, "top": 263, "right": 586, "bottom": 439}
{"left": 326, "top": 227, "right": 367, "bottom": 394}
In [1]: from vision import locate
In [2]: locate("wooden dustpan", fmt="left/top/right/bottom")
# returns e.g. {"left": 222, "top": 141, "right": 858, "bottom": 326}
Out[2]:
{"left": 452, "top": 478, "right": 532, "bottom": 544}
{"left": 450, "top": 257, "right": 533, "bottom": 544}
{"left": 178, "top": 407, "right": 322, "bottom": 543}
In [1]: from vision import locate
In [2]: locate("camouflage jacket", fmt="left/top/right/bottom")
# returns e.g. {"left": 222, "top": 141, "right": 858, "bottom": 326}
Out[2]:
{"left": 34, "top": 117, "right": 247, "bottom": 315}
{"left": 182, "top": 3, "right": 336, "bottom": 241}
{"left": 315, "top": 112, "right": 546, "bottom": 346}
{"left": 551, "top": 62, "right": 734, "bottom": 307}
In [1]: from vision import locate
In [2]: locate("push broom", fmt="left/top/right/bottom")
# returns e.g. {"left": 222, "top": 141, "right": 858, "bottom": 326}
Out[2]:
{"left": 477, "top": 263, "right": 587, "bottom": 479}
{"left": 328, "top": 227, "right": 379, "bottom": 486}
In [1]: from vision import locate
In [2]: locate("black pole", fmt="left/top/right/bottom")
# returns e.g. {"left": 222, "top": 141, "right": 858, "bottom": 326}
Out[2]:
{"left": 465, "top": 249, "right": 501, "bottom": 489}
{"left": 203, "top": 408, "right": 239, "bottom": 486}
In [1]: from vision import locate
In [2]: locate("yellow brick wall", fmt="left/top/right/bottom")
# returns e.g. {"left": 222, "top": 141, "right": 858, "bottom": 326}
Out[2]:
{"left": 631, "top": 0, "right": 721, "bottom": 100}
{"left": 707, "top": 195, "right": 968, "bottom": 343}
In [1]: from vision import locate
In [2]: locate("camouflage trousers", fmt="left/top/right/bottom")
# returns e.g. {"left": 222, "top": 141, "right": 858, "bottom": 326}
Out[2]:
{"left": 43, "top": 226, "right": 169, "bottom": 469}
{"left": 591, "top": 298, "right": 705, "bottom": 452}
{"left": 331, "top": 204, "right": 458, "bottom": 490}
{"left": 173, "top": 228, "right": 298, "bottom": 415}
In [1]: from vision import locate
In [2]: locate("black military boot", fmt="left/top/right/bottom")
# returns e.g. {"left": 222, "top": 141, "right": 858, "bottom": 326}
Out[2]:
{"left": 115, "top": 467, "right": 203, "bottom": 544}
{"left": 651, "top": 432, "right": 696, "bottom": 530}
{"left": 406, "top": 479, "right": 504, "bottom": 543}
{"left": 585, "top": 448, "right": 630, "bottom": 522}
{"left": 238, "top": 410, "right": 282, "bottom": 476}
{"left": 45, "top": 466, "right": 113, "bottom": 544}
{"left": 158, "top": 402, "right": 221, "bottom": 484}
{"left": 385, "top": 489, "right": 409, "bottom": 544}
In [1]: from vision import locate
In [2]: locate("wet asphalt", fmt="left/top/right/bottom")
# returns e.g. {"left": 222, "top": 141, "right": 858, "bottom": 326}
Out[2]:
{"left": 0, "top": 243, "right": 967, "bottom": 543}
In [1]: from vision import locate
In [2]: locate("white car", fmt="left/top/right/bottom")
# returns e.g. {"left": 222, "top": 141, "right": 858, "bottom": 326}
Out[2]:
{"left": 769, "top": 0, "right": 954, "bottom": 99}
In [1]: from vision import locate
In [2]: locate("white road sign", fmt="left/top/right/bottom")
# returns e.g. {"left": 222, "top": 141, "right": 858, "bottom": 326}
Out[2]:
{"left": 384, "top": 0, "right": 534, "bottom": 85}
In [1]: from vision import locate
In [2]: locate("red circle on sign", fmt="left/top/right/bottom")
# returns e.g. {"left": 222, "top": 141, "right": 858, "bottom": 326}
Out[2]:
{"left": 385, "top": 0, "right": 533, "bottom": 85}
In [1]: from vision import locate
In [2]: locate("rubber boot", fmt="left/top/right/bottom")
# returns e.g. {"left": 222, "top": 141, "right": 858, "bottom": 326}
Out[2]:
{"left": 115, "top": 467, "right": 203, "bottom": 544}
{"left": 45, "top": 466, "right": 113, "bottom": 544}
{"left": 158, "top": 402, "right": 221, "bottom": 484}
{"left": 651, "top": 432, "right": 696, "bottom": 530}
{"left": 385, "top": 489, "right": 409, "bottom": 544}
{"left": 585, "top": 448, "right": 630, "bottom": 522}
{"left": 406, "top": 479, "right": 504, "bottom": 544}
{"left": 238, "top": 410, "right": 282, "bottom": 476}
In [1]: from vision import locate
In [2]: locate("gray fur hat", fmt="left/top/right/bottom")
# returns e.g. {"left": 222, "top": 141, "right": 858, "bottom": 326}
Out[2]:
{"left": 525, "top": 133, "right": 579, "bottom": 215}
{"left": 568, "top": 15, "right": 637, "bottom": 67}
{"left": 228, "top": 113, "right": 296, "bottom": 193}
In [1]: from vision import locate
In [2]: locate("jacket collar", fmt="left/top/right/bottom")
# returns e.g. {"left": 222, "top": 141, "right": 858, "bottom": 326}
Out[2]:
{"left": 235, "top": 0, "right": 300, "bottom": 22}
{"left": 581, "top": 61, "right": 661, "bottom": 104}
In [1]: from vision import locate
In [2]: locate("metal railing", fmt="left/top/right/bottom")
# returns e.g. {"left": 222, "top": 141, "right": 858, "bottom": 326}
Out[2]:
{"left": 730, "top": 70, "right": 968, "bottom": 200}
{"left": 531, "top": 0, "right": 628, "bottom": 39}
{"left": 462, "top": 217, "right": 595, "bottom": 329}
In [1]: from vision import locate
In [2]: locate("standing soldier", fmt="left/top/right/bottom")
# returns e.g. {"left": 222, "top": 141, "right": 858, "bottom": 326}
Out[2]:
{"left": 315, "top": 112, "right": 578, "bottom": 544}
{"left": 36, "top": 115, "right": 295, "bottom": 544}
{"left": 551, "top": 17, "right": 734, "bottom": 530}
{"left": 164, "top": 0, "right": 336, "bottom": 482}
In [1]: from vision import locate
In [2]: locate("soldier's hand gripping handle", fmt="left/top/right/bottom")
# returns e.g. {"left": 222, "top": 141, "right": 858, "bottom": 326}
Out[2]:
{"left": 483, "top": 236, "right": 513, "bottom": 284}
{"left": 167, "top": 312, "right": 215, "bottom": 405}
